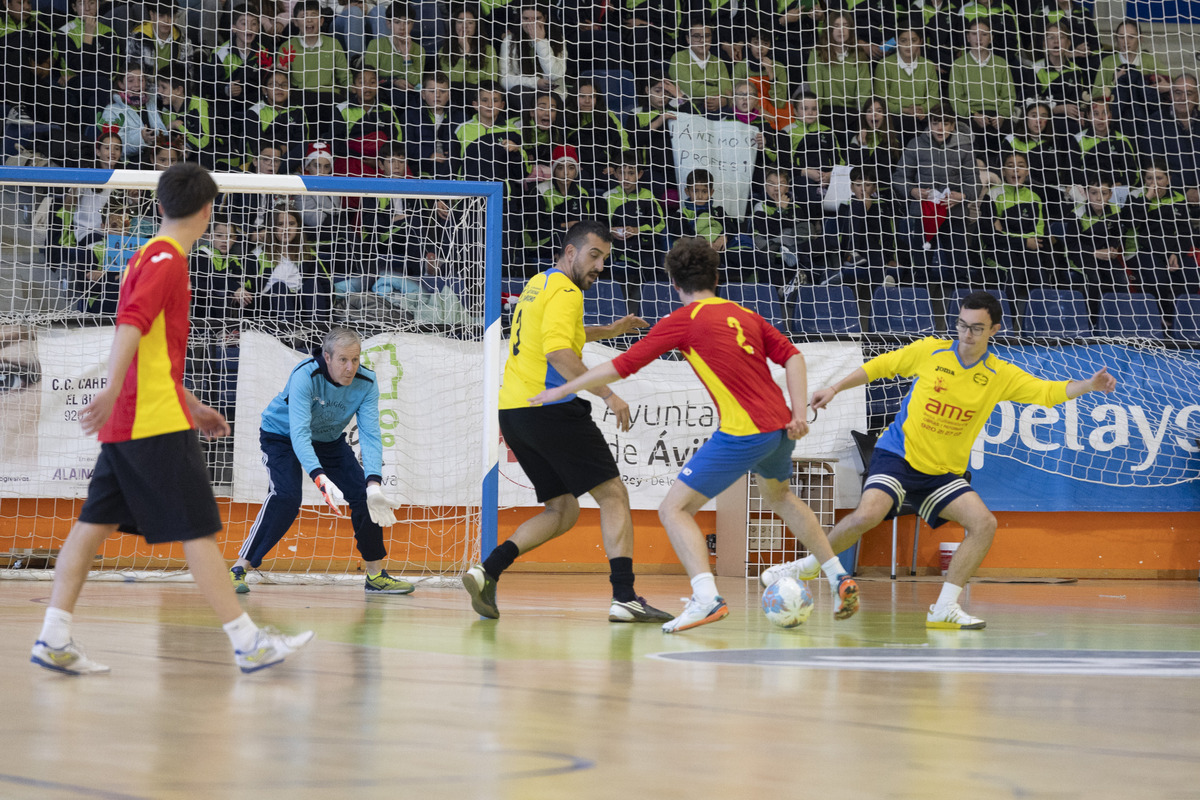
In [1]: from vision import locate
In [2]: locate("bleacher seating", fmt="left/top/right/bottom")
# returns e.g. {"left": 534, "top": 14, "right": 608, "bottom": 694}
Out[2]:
{"left": 1023, "top": 289, "right": 1092, "bottom": 338}
{"left": 583, "top": 280, "right": 628, "bottom": 327}
{"left": 637, "top": 281, "right": 681, "bottom": 325}
{"left": 1172, "top": 294, "right": 1200, "bottom": 342}
{"left": 869, "top": 286, "right": 935, "bottom": 334}
{"left": 1097, "top": 293, "right": 1164, "bottom": 339}
{"left": 720, "top": 283, "right": 786, "bottom": 330}
{"left": 790, "top": 284, "right": 862, "bottom": 335}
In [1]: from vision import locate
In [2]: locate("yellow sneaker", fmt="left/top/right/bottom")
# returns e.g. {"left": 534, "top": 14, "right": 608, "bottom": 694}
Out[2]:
{"left": 365, "top": 570, "right": 414, "bottom": 595}
{"left": 230, "top": 566, "right": 250, "bottom": 594}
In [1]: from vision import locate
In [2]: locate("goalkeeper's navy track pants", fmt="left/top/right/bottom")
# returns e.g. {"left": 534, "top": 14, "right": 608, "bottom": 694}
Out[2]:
{"left": 238, "top": 430, "right": 386, "bottom": 567}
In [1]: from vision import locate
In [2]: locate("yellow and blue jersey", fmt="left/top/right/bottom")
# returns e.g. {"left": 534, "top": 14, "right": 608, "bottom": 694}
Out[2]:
{"left": 498, "top": 269, "right": 585, "bottom": 410}
{"left": 867, "top": 337, "right": 1069, "bottom": 475}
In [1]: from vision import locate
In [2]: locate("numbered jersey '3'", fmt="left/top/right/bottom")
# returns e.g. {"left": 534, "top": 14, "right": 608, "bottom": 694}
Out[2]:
{"left": 499, "top": 268, "right": 586, "bottom": 410}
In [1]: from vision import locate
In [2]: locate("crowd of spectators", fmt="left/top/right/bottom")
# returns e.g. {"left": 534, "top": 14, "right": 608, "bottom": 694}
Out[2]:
{"left": 6, "top": 0, "right": 1200, "bottom": 338}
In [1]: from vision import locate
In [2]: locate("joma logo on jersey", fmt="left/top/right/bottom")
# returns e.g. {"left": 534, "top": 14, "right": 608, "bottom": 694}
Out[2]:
{"left": 935, "top": 365, "right": 956, "bottom": 375}
{"left": 925, "top": 399, "right": 976, "bottom": 421}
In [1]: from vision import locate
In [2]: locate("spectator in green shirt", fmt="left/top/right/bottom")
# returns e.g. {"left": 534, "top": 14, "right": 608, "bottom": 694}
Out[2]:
{"left": 364, "top": 3, "right": 426, "bottom": 104}
{"left": 668, "top": 18, "right": 733, "bottom": 116}
{"left": 281, "top": 0, "right": 350, "bottom": 143}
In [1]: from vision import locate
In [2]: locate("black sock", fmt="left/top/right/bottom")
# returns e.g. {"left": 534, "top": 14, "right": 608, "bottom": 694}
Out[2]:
{"left": 483, "top": 540, "right": 520, "bottom": 581}
{"left": 609, "top": 557, "right": 637, "bottom": 603}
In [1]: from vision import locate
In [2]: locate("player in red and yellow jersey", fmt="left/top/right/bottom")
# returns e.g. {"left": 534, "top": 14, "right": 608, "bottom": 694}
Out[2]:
{"left": 32, "top": 163, "right": 313, "bottom": 676}
{"left": 532, "top": 238, "right": 859, "bottom": 633}
{"left": 762, "top": 291, "right": 1117, "bottom": 630}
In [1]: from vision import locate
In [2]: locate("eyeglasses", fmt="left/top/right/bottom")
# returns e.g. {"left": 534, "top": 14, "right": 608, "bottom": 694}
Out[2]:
{"left": 955, "top": 320, "right": 988, "bottom": 335}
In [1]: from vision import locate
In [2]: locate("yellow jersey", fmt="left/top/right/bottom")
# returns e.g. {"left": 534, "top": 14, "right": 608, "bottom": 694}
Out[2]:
{"left": 499, "top": 269, "right": 585, "bottom": 410}
{"left": 866, "top": 337, "right": 1070, "bottom": 475}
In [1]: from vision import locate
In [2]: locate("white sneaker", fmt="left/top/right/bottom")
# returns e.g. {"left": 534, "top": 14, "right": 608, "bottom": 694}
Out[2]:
{"left": 759, "top": 559, "right": 820, "bottom": 588}
{"left": 661, "top": 596, "right": 729, "bottom": 633}
{"left": 31, "top": 640, "right": 111, "bottom": 675}
{"left": 926, "top": 603, "right": 986, "bottom": 630}
{"left": 235, "top": 627, "right": 316, "bottom": 673}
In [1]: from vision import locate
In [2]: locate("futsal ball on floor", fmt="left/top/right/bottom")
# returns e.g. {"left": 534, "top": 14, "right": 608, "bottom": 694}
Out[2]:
{"left": 761, "top": 577, "right": 814, "bottom": 628}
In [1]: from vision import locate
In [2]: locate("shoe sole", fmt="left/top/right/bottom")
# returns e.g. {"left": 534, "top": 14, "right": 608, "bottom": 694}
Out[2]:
{"left": 234, "top": 585, "right": 250, "bottom": 594}
{"left": 759, "top": 568, "right": 821, "bottom": 589}
{"left": 30, "top": 655, "right": 110, "bottom": 675}
{"left": 834, "top": 581, "right": 860, "bottom": 621}
{"left": 365, "top": 586, "right": 414, "bottom": 595}
{"left": 464, "top": 572, "right": 499, "bottom": 619}
{"left": 926, "top": 619, "right": 987, "bottom": 630}
{"left": 662, "top": 603, "right": 729, "bottom": 633}
{"left": 238, "top": 631, "right": 316, "bottom": 674}
{"left": 609, "top": 606, "right": 675, "bottom": 623}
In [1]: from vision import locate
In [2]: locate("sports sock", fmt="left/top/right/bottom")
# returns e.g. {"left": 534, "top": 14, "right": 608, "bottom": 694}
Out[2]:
{"left": 608, "top": 557, "right": 637, "bottom": 603}
{"left": 821, "top": 556, "right": 849, "bottom": 593}
{"left": 223, "top": 613, "right": 259, "bottom": 652}
{"left": 934, "top": 583, "right": 963, "bottom": 610}
{"left": 690, "top": 573, "right": 718, "bottom": 605}
{"left": 39, "top": 607, "right": 72, "bottom": 648}
{"left": 483, "top": 540, "right": 520, "bottom": 581}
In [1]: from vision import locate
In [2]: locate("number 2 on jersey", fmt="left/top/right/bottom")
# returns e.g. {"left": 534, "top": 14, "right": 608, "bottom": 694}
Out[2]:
{"left": 727, "top": 316, "right": 755, "bottom": 355}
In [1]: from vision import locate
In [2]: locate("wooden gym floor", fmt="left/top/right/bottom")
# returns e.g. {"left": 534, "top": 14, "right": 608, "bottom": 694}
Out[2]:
{"left": 1, "top": 573, "right": 1198, "bottom": 800}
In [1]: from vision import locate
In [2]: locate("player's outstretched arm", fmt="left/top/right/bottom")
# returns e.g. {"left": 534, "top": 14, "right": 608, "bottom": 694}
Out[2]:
{"left": 1066, "top": 366, "right": 1117, "bottom": 399}
{"left": 585, "top": 314, "right": 649, "bottom": 342}
{"left": 810, "top": 367, "right": 870, "bottom": 412}
{"left": 530, "top": 361, "right": 621, "bottom": 407}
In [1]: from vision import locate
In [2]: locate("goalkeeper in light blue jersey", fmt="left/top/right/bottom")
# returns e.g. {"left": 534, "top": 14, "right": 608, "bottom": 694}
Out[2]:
{"left": 229, "top": 327, "right": 414, "bottom": 596}
{"left": 760, "top": 291, "right": 1117, "bottom": 630}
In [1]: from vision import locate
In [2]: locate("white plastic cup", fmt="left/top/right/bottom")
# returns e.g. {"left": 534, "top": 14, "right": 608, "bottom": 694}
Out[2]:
{"left": 938, "top": 542, "right": 960, "bottom": 576}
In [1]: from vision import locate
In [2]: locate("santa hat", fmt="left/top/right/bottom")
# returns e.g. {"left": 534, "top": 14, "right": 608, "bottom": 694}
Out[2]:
{"left": 303, "top": 141, "right": 334, "bottom": 168}
{"left": 550, "top": 145, "right": 579, "bottom": 169}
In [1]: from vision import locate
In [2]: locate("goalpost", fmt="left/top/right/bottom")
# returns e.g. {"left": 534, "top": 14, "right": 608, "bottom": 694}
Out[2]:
{"left": 0, "top": 166, "right": 502, "bottom": 586}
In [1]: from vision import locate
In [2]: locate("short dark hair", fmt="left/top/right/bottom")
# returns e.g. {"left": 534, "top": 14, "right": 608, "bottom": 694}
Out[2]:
{"left": 156, "top": 162, "right": 218, "bottom": 220}
{"left": 561, "top": 219, "right": 613, "bottom": 255}
{"left": 685, "top": 168, "right": 714, "bottom": 188}
{"left": 961, "top": 290, "right": 1002, "bottom": 327}
{"left": 665, "top": 237, "right": 719, "bottom": 293}
{"left": 850, "top": 165, "right": 877, "bottom": 183}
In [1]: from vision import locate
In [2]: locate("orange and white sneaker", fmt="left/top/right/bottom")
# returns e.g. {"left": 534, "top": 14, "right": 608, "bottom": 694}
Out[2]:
{"left": 834, "top": 575, "right": 860, "bottom": 621}
{"left": 926, "top": 602, "right": 986, "bottom": 630}
{"left": 662, "top": 596, "right": 729, "bottom": 633}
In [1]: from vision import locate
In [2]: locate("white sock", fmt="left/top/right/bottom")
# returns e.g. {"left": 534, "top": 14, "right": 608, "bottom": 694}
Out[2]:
{"left": 39, "top": 607, "right": 72, "bottom": 648}
{"left": 935, "top": 583, "right": 963, "bottom": 610}
{"left": 690, "top": 572, "right": 718, "bottom": 605}
{"left": 223, "top": 613, "right": 259, "bottom": 652}
{"left": 822, "top": 556, "right": 848, "bottom": 593}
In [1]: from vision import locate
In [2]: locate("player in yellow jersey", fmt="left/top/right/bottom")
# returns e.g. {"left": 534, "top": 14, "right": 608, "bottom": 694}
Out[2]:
{"left": 464, "top": 220, "right": 673, "bottom": 623}
{"left": 761, "top": 291, "right": 1117, "bottom": 629}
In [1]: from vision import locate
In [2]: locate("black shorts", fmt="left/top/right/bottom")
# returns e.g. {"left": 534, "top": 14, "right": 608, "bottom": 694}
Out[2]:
{"left": 499, "top": 398, "right": 620, "bottom": 503}
{"left": 78, "top": 429, "right": 223, "bottom": 544}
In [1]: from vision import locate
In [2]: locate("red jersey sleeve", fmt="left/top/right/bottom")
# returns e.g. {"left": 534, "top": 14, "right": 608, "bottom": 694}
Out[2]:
{"left": 612, "top": 309, "right": 689, "bottom": 378}
{"left": 761, "top": 318, "right": 800, "bottom": 366}
{"left": 116, "top": 242, "right": 187, "bottom": 333}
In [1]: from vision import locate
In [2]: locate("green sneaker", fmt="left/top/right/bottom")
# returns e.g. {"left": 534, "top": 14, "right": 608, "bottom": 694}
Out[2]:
{"left": 365, "top": 569, "right": 414, "bottom": 595}
{"left": 464, "top": 564, "right": 499, "bottom": 619}
{"left": 230, "top": 566, "right": 250, "bottom": 594}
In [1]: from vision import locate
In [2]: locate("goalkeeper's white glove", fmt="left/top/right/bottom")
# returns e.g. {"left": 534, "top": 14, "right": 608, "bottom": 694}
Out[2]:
{"left": 366, "top": 484, "right": 401, "bottom": 527}
{"left": 314, "top": 474, "right": 345, "bottom": 516}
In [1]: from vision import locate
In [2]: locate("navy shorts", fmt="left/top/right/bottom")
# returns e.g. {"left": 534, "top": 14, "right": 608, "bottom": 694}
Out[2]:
{"left": 678, "top": 429, "right": 794, "bottom": 499}
{"left": 79, "top": 429, "right": 223, "bottom": 544}
{"left": 862, "top": 448, "right": 975, "bottom": 529}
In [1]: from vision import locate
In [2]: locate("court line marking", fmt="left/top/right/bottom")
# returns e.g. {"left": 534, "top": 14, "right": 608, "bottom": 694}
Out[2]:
{"left": 0, "top": 773, "right": 151, "bottom": 800}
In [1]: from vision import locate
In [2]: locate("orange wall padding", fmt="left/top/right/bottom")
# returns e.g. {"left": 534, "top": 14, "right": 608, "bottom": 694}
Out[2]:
{"left": 3, "top": 498, "right": 1196, "bottom": 578}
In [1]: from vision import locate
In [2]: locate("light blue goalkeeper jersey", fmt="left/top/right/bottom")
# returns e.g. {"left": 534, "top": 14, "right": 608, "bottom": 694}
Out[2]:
{"left": 260, "top": 350, "right": 384, "bottom": 481}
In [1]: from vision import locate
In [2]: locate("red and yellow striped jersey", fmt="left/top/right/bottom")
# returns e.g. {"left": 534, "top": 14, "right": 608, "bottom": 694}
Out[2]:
{"left": 612, "top": 297, "right": 799, "bottom": 436}
{"left": 99, "top": 236, "right": 195, "bottom": 443}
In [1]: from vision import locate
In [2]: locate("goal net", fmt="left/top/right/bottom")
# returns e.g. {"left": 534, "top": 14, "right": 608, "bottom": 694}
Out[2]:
{"left": 0, "top": 167, "right": 502, "bottom": 585}
{"left": 1, "top": 1, "right": 1198, "bottom": 584}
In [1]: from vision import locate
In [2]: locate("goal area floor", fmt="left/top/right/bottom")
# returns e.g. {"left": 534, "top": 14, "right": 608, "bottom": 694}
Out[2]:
{"left": 1, "top": 574, "right": 1198, "bottom": 799}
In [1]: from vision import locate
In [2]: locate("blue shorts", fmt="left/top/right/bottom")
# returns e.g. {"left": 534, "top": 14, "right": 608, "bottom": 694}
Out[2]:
{"left": 678, "top": 429, "right": 794, "bottom": 499}
{"left": 863, "top": 448, "right": 975, "bottom": 529}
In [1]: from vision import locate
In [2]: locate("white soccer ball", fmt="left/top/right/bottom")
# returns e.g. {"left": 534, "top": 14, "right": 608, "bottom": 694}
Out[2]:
{"left": 761, "top": 577, "right": 814, "bottom": 628}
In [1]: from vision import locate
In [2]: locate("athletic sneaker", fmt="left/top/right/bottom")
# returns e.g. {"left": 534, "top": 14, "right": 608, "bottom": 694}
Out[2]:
{"left": 609, "top": 596, "right": 674, "bottom": 623}
{"left": 464, "top": 564, "right": 499, "bottom": 619}
{"left": 926, "top": 603, "right": 986, "bottom": 630}
{"left": 661, "top": 596, "right": 729, "bottom": 633}
{"left": 30, "top": 640, "right": 110, "bottom": 675}
{"left": 365, "top": 570, "right": 414, "bottom": 595}
{"left": 834, "top": 575, "right": 860, "bottom": 621}
{"left": 230, "top": 566, "right": 250, "bottom": 594}
{"left": 759, "top": 558, "right": 820, "bottom": 588}
{"left": 234, "top": 627, "right": 316, "bottom": 673}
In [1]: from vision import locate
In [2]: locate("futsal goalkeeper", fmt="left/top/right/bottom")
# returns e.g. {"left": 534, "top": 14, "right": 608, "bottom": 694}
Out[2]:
{"left": 761, "top": 291, "right": 1118, "bottom": 629}
{"left": 230, "top": 327, "right": 413, "bottom": 595}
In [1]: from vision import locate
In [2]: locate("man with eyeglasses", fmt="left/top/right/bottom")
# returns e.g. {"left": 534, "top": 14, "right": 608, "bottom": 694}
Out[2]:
{"left": 760, "top": 291, "right": 1117, "bottom": 629}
